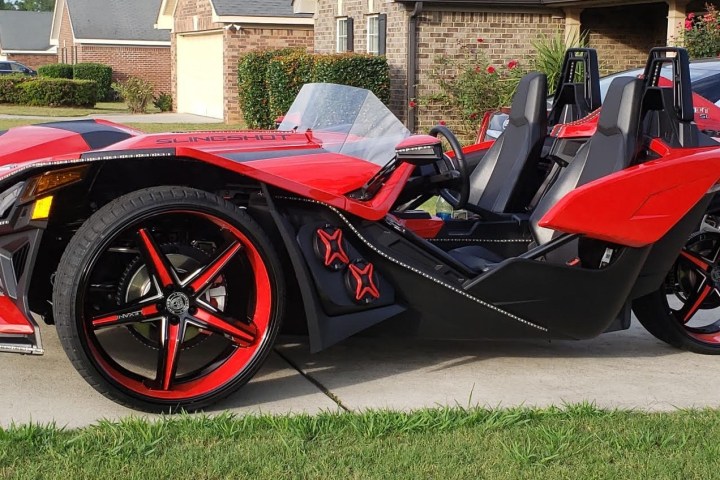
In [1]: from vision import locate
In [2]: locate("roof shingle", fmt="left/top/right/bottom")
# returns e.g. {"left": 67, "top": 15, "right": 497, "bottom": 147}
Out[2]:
{"left": 210, "top": 0, "right": 311, "bottom": 18}
{"left": 0, "top": 11, "right": 53, "bottom": 51}
{"left": 67, "top": 0, "right": 170, "bottom": 42}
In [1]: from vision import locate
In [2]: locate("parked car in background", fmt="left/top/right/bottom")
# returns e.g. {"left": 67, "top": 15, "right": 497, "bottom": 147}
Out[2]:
{"left": 483, "top": 59, "right": 720, "bottom": 140}
{"left": 0, "top": 61, "right": 36, "bottom": 76}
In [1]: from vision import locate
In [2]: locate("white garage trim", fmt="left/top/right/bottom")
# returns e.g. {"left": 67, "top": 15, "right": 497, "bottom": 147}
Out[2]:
{"left": 176, "top": 32, "right": 224, "bottom": 120}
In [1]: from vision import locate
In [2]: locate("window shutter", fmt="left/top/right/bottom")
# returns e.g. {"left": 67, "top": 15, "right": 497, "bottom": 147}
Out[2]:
{"left": 346, "top": 17, "right": 354, "bottom": 52}
{"left": 378, "top": 13, "right": 387, "bottom": 55}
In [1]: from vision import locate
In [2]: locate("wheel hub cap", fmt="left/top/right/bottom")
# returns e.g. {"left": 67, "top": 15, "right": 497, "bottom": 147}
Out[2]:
{"left": 166, "top": 292, "right": 190, "bottom": 315}
{"left": 711, "top": 267, "right": 720, "bottom": 286}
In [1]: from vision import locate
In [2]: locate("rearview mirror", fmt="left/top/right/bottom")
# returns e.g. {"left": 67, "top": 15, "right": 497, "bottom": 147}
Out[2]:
{"left": 395, "top": 135, "right": 443, "bottom": 166}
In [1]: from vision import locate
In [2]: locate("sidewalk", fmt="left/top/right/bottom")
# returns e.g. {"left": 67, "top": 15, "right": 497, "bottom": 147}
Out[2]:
{"left": 2, "top": 320, "right": 719, "bottom": 428}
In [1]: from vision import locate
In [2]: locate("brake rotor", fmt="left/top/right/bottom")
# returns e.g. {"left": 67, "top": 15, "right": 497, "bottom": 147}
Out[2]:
{"left": 117, "top": 243, "right": 228, "bottom": 349}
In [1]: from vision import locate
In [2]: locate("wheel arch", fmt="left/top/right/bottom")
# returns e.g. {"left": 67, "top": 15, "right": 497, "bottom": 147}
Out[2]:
{"left": 27, "top": 155, "right": 306, "bottom": 328}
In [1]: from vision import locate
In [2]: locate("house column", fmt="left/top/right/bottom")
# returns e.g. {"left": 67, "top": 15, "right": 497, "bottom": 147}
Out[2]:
{"left": 667, "top": 0, "right": 690, "bottom": 45}
{"left": 563, "top": 7, "right": 583, "bottom": 44}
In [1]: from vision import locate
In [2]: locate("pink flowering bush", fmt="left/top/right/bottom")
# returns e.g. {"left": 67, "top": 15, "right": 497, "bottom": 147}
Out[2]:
{"left": 684, "top": 4, "right": 720, "bottom": 58}
{"left": 423, "top": 41, "right": 525, "bottom": 139}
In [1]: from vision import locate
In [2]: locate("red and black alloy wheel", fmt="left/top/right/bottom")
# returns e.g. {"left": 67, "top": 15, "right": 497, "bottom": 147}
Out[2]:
{"left": 53, "top": 186, "right": 284, "bottom": 411}
{"left": 634, "top": 230, "right": 720, "bottom": 354}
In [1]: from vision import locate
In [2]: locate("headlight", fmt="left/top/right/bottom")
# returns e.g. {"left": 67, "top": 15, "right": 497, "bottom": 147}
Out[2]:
{"left": 20, "top": 164, "right": 90, "bottom": 202}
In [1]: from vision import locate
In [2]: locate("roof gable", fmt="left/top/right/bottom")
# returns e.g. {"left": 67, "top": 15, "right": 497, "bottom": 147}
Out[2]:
{"left": 66, "top": 0, "right": 170, "bottom": 42}
{"left": 0, "top": 11, "right": 53, "bottom": 52}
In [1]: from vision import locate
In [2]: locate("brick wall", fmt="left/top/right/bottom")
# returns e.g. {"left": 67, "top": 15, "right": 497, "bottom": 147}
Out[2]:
{"left": 224, "top": 27, "right": 313, "bottom": 123}
{"left": 314, "top": 0, "right": 410, "bottom": 122}
{"left": 582, "top": 3, "right": 668, "bottom": 75}
{"left": 57, "top": 3, "right": 75, "bottom": 64}
{"left": 415, "top": 9, "right": 563, "bottom": 133}
{"left": 6, "top": 54, "right": 56, "bottom": 70}
{"left": 76, "top": 45, "right": 171, "bottom": 95}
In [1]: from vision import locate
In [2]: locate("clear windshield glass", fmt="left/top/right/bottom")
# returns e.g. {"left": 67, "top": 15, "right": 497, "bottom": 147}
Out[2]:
{"left": 279, "top": 83, "right": 411, "bottom": 166}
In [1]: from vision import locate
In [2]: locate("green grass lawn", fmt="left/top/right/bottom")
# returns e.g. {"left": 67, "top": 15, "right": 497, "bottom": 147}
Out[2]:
{"left": 0, "top": 118, "right": 245, "bottom": 134}
{"left": 2, "top": 405, "right": 720, "bottom": 479}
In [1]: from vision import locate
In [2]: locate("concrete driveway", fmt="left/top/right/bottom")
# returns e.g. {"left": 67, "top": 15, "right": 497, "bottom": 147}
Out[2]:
{"left": 1, "top": 320, "right": 718, "bottom": 428}
{"left": 0, "top": 112, "right": 224, "bottom": 124}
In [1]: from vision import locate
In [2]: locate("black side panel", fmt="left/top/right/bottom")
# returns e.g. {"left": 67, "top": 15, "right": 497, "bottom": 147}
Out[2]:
{"left": 39, "top": 120, "right": 133, "bottom": 149}
{"left": 266, "top": 190, "right": 405, "bottom": 352}
{"left": 465, "top": 246, "right": 651, "bottom": 339}
{"left": 630, "top": 195, "right": 712, "bottom": 299}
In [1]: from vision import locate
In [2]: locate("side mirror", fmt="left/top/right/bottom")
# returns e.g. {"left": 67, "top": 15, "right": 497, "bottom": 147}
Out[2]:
{"left": 395, "top": 135, "right": 443, "bottom": 166}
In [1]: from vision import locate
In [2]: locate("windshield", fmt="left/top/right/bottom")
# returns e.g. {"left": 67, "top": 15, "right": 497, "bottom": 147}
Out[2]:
{"left": 279, "top": 83, "right": 410, "bottom": 166}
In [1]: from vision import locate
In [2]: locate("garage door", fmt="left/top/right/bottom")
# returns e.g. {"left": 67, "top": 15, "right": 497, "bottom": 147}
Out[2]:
{"left": 177, "top": 33, "right": 224, "bottom": 119}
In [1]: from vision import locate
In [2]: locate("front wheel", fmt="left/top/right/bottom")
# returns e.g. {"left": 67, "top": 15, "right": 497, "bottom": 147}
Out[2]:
{"left": 53, "top": 186, "right": 285, "bottom": 412}
{"left": 633, "top": 231, "right": 720, "bottom": 354}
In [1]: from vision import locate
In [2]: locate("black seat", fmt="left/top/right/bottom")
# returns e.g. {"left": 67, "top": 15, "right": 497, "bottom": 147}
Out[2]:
{"left": 547, "top": 49, "right": 601, "bottom": 126}
{"left": 640, "top": 48, "right": 717, "bottom": 149}
{"left": 465, "top": 72, "right": 548, "bottom": 215}
{"left": 450, "top": 76, "right": 645, "bottom": 272}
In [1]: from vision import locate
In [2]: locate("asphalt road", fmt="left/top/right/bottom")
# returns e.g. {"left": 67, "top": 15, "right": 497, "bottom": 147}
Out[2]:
{"left": 1, "top": 320, "right": 718, "bottom": 428}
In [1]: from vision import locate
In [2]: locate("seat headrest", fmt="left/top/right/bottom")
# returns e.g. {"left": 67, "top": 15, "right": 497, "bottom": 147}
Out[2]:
{"left": 509, "top": 72, "right": 548, "bottom": 127}
{"left": 597, "top": 77, "right": 644, "bottom": 137}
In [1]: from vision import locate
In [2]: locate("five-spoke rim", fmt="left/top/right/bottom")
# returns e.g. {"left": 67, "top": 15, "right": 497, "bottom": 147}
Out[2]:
{"left": 80, "top": 210, "right": 272, "bottom": 400}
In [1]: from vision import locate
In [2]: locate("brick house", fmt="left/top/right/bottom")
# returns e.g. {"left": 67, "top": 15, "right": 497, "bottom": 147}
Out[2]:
{"left": 49, "top": 0, "right": 172, "bottom": 95}
{"left": 0, "top": 11, "right": 56, "bottom": 70}
{"left": 156, "top": 0, "right": 314, "bottom": 121}
{"left": 308, "top": 0, "right": 700, "bottom": 132}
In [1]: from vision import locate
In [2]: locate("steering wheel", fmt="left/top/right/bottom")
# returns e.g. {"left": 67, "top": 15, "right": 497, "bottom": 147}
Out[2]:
{"left": 429, "top": 125, "right": 470, "bottom": 210}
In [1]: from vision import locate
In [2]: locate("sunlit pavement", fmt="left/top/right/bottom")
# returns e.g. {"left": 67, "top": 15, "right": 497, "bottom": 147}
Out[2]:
{"left": 2, "top": 320, "right": 717, "bottom": 428}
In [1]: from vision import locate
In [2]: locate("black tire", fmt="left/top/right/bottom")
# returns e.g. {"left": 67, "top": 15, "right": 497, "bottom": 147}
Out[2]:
{"left": 633, "top": 231, "right": 720, "bottom": 354}
{"left": 53, "top": 186, "right": 285, "bottom": 412}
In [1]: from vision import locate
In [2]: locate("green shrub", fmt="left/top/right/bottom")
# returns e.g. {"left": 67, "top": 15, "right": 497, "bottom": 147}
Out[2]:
{"left": 267, "top": 51, "right": 315, "bottom": 121}
{"left": 422, "top": 41, "right": 526, "bottom": 140}
{"left": 73, "top": 63, "right": 113, "bottom": 100}
{"left": 312, "top": 54, "right": 390, "bottom": 104}
{"left": 238, "top": 50, "right": 391, "bottom": 129}
{"left": 153, "top": 92, "right": 173, "bottom": 112}
{"left": 0, "top": 75, "right": 32, "bottom": 103}
{"left": 531, "top": 31, "right": 587, "bottom": 95}
{"left": 112, "top": 76, "right": 154, "bottom": 113}
{"left": 20, "top": 78, "right": 98, "bottom": 107}
{"left": 37, "top": 63, "right": 74, "bottom": 79}
{"left": 238, "top": 48, "right": 300, "bottom": 129}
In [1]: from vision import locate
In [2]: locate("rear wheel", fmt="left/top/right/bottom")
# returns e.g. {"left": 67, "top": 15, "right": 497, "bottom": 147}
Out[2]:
{"left": 53, "top": 186, "right": 284, "bottom": 412}
{"left": 634, "top": 230, "right": 720, "bottom": 354}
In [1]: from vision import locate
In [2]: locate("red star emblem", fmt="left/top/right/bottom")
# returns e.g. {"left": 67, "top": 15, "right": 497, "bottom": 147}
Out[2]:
{"left": 317, "top": 228, "right": 350, "bottom": 269}
{"left": 348, "top": 262, "right": 380, "bottom": 302}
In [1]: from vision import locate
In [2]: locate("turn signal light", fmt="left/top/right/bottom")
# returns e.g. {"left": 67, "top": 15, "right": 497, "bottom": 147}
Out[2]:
{"left": 31, "top": 196, "right": 53, "bottom": 220}
{"left": 21, "top": 165, "right": 89, "bottom": 202}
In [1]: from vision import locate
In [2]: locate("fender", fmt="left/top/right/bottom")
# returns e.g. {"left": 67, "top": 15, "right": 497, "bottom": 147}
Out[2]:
{"left": 540, "top": 145, "right": 720, "bottom": 247}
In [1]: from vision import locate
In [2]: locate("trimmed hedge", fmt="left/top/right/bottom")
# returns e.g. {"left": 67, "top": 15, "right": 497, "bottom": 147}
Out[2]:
{"left": 238, "top": 48, "right": 300, "bottom": 129}
{"left": 0, "top": 75, "right": 32, "bottom": 103}
{"left": 267, "top": 51, "right": 314, "bottom": 122}
{"left": 73, "top": 63, "right": 113, "bottom": 101}
{"left": 37, "top": 63, "right": 74, "bottom": 79}
{"left": 19, "top": 78, "right": 98, "bottom": 107}
{"left": 239, "top": 50, "right": 391, "bottom": 129}
{"left": 313, "top": 54, "right": 390, "bottom": 105}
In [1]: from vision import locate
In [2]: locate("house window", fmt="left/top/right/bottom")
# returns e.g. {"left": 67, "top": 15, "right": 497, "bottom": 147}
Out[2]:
{"left": 368, "top": 0, "right": 378, "bottom": 13}
{"left": 338, "top": 0, "right": 344, "bottom": 16}
{"left": 367, "top": 15, "right": 379, "bottom": 54}
{"left": 337, "top": 18, "right": 348, "bottom": 52}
